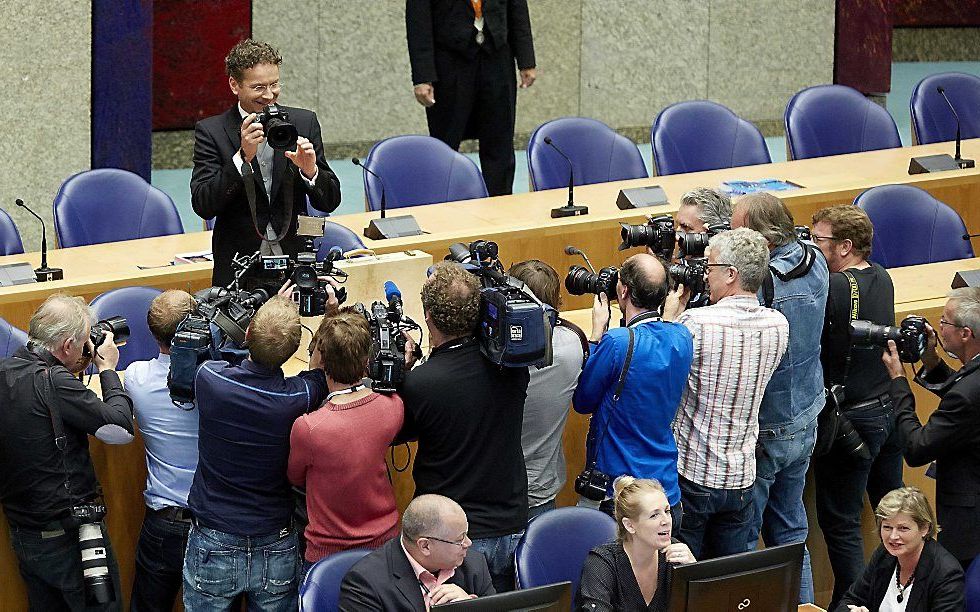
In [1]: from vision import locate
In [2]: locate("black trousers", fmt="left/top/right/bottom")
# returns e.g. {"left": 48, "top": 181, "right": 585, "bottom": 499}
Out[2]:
{"left": 426, "top": 45, "right": 518, "bottom": 197}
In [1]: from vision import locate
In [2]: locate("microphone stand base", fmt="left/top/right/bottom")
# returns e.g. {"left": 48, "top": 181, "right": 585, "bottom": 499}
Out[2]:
{"left": 363, "top": 215, "right": 424, "bottom": 240}
{"left": 551, "top": 204, "right": 589, "bottom": 218}
{"left": 909, "top": 154, "right": 974, "bottom": 174}
{"left": 35, "top": 266, "right": 64, "bottom": 282}
{"left": 956, "top": 157, "right": 976, "bottom": 169}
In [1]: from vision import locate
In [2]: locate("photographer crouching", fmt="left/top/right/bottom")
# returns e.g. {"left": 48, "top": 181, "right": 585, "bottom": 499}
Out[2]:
{"left": 0, "top": 294, "right": 134, "bottom": 610}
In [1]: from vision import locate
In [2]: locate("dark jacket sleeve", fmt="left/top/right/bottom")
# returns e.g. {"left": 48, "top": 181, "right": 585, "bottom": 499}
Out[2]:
{"left": 54, "top": 367, "right": 134, "bottom": 444}
{"left": 337, "top": 565, "right": 385, "bottom": 612}
{"left": 507, "top": 0, "right": 535, "bottom": 69}
{"left": 467, "top": 549, "right": 496, "bottom": 597}
{"left": 190, "top": 118, "right": 248, "bottom": 220}
{"left": 891, "top": 375, "right": 980, "bottom": 467}
{"left": 929, "top": 559, "right": 966, "bottom": 612}
{"left": 576, "top": 549, "right": 619, "bottom": 612}
{"left": 298, "top": 368, "right": 328, "bottom": 412}
{"left": 302, "top": 111, "right": 341, "bottom": 214}
{"left": 406, "top": 0, "right": 437, "bottom": 84}
{"left": 915, "top": 360, "right": 956, "bottom": 396}
{"left": 834, "top": 546, "right": 887, "bottom": 612}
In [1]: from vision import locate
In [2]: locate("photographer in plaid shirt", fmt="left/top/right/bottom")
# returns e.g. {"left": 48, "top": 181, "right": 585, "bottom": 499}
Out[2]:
{"left": 663, "top": 228, "right": 789, "bottom": 559}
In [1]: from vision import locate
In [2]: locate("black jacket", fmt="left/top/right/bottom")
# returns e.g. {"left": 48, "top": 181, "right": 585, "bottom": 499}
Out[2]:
{"left": 576, "top": 541, "right": 672, "bottom": 612}
{"left": 338, "top": 536, "right": 494, "bottom": 611}
{"left": 406, "top": 0, "right": 535, "bottom": 85}
{"left": 889, "top": 356, "right": 980, "bottom": 562}
{"left": 834, "top": 539, "right": 965, "bottom": 611}
{"left": 0, "top": 346, "right": 134, "bottom": 527}
{"left": 190, "top": 104, "right": 341, "bottom": 286}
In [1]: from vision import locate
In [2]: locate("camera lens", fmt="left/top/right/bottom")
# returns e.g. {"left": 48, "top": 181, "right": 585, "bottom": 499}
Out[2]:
{"left": 849, "top": 320, "right": 900, "bottom": 346}
{"left": 78, "top": 522, "right": 115, "bottom": 604}
{"left": 565, "top": 266, "right": 618, "bottom": 297}
{"left": 676, "top": 232, "right": 710, "bottom": 258}
{"left": 667, "top": 260, "right": 706, "bottom": 294}
{"left": 834, "top": 415, "right": 871, "bottom": 460}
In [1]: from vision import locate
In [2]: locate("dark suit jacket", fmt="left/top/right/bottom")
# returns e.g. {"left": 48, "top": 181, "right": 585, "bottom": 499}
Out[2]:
{"left": 834, "top": 539, "right": 965, "bottom": 611}
{"left": 889, "top": 356, "right": 980, "bottom": 562}
{"left": 191, "top": 104, "right": 341, "bottom": 286}
{"left": 406, "top": 0, "right": 535, "bottom": 85}
{"left": 338, "top": 537, "right": 494, "bottom": 611}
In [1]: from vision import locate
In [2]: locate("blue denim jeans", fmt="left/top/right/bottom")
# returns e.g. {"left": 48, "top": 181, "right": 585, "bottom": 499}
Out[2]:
{"left": 747, "top": 419, "right": 817, "bottom": 604}
{"left": 182, "top": 523, "right": 300, "bottom": 612}
{"left": 131, "top": 508, "right": 192, "bottom": 612}
{"left": 678, "top": 476, "right": 754, "bottom": 560}
{"left": 469, "top": 532, "right": 523, "bottom": 594}
{"left": 814, "top": 401, "right": 904, "bottom": 609}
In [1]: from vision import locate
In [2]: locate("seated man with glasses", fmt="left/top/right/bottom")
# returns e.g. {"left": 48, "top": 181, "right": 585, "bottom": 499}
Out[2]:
{"left": 663, "top": 228, "right": 789, "bottom": 560}
{"left": 339, "top": 494, "right": 494, "bottom": 610}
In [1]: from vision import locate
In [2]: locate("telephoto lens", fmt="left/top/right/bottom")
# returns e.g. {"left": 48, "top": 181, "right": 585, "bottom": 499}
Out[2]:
{"left": 676, "top": 232, "right": 711, "bottom": 258}
{"left": 84, "top": 316, "right": 129, "bottom": 357}
{"left": 850, "top": 315, "right": 928, "bottom": 363}
{"left": 78, "top": 522, "right": 115, "bottom": 604}
{"left": 565, "top": 265, "right": 619, "bottom": 297}
{"left": 618, "top": 214, "right": 676, "bottom": 258}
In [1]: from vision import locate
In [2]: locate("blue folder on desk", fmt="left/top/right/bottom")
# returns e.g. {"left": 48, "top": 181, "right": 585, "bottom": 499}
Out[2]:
{"left": 721, "top": 178, "right": 803, "bottom": 196}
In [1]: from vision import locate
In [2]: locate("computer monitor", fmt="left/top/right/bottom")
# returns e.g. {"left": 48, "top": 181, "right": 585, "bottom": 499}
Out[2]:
{"left": 667, "top": 541, "right": 804, "bottom": 612}
{"left": 433, "top": 581, "right": 572, "bottom": 611}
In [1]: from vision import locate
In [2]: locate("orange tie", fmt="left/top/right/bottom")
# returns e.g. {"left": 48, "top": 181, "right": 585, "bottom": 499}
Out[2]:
{"left": 471, "top": 0, "right": 483, "bottom": 19}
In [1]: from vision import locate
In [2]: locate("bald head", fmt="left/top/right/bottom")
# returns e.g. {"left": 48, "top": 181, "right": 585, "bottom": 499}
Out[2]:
{"left": 619, "top": 253, "right": 669, "bottom": 311}
{"left": 401, "top": 494, "right": 464, "bottom": 542}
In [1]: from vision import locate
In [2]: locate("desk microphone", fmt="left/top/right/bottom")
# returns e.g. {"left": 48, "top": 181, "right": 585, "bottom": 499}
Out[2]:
{"left": 936, "top": 86, "right": 975, "bottom": 170}
{"left": 962, "top": 232, "right": 980, "bottom": 241}
{"left": 352, "top": 158, "right": 423, "bottom": 240}
{"left": 14, "top": 198, "right": 63, "bottom": 282}
{"left": 544, "top": 137, "right": 589, "bottom": 219}
{"left": 565, "top": 245, "right": 597, "bottom": 273}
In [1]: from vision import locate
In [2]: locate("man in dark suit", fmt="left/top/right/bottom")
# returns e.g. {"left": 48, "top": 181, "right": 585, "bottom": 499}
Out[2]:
{"left": 406, "top": 0, "right": 536, "bottom": 197}
{"left": 191, "top": 38, "right": 341, "bottom": 286}
{"left": 883, "top": 286, "right": 980, "bottom": 569}
{"left": 338, "top": 494, "right": 494, "bottom": 611}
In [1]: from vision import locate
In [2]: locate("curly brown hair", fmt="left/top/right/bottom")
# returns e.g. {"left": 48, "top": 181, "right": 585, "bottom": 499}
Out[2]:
{"left": 811, "top": 205, "right": 873, "bottom": 259}
{"left": 421, "top": 262, "right": 480, "bottom": 337}
{"left": 225, "top": 39, "right": 282, "bottom": 82}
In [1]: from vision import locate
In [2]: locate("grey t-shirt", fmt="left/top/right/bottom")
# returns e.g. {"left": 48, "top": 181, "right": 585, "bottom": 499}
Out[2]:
{"left": 522, "top": 325, "right": 584, "bottom": 507}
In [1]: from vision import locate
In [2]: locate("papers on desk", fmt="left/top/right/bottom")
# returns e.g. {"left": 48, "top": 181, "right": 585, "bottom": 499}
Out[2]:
{"left": 174, "top": 251, "right": 213, "bottom": 265}
{"left": 0, "top": 262, "right": 36, "bottom": 286}
{"left": 720, "top": 179, "right": 804, "bottom": 196}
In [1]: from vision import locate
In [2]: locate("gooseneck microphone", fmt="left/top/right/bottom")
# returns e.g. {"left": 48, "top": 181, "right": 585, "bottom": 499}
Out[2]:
{"left": 936, "top": 86, "right": 975, "bottom": 170}
{"left": 543, "top": 136, "right": 589, "bottom": 219}
{"left": 352, "top": 157, "right": 387, "bottom": 219}
{"left": 565, "top": 245, "right": 597, "bottom": 273}
{"left": 15, "top": 198, "right": 63, "bottom": 282}
{"left": 352, "top": 158, "right": 424, "bottom": 240}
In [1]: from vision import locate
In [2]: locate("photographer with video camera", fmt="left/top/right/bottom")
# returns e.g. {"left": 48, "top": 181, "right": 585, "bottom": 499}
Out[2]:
{"left": 731, "top": 192, "right": 828, "bottom": 604}
{"left": 662, "top": 228, "right": 789, "bottom": 560}
{"left": 182, "top": 288, "right": 336, "bottom": 610}
{"left": 882, "top": 287, "right": 980, "bottom": 569}
{"left": 807, "top": 205, "right": 904, "bottom": 608}
{"left": 191, "top": 39, "right": 342, "bottom": 286}
{"left": 399, "top": 261, "right": 530, "bottom": 593}
{"left": 0, "top": 294, "right": 134, "bottom": 610}
{"left": 287, "top": 308, "right": 405, "bottom": 571}
{"left": 572, "top": 253, "right": 694, "bottom": 532}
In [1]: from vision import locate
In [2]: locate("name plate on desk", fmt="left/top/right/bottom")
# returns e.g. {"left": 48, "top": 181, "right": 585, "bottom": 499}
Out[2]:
{"left": 616, "top": 186, "right": 669, "bottom": 210}
{"left": 952, "top": 269, "right": 980, "bottom": 289}
{"left": 0, "top": 262, "right": 37, "bottom": 286}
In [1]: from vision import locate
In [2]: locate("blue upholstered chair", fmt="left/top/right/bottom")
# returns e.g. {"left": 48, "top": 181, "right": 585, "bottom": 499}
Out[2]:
{"left": 651, "top": 100, "right": 771, "bottom": 175}
{"left": 53, "top": 168, "right": 184, "bottom": 248}
{"left": 966, "top": 554, "right": 980, "bottom": 612}
{"left": 316, "top": 221, "right": 365, "bottom": 261}
{"left": 299, "top": 548, "right": 372, "bottom": 612}
{"left": 784, "top": 85, "right": 902, "bottom": 160}
{"left": 910, "top": 72, "right": 980, "bottom": 145}
{"left": 514, "top": 506, "right": 617, "bottom": 597}
{"left": 362, "top": 135, "right": 488, "bottom": 212}
{"left": 89, "top": 286, "right": 163, "bottom": 370}
{"left": 0, "top": 317, "right": 28, "bottom": 359}
{"left": 527, "top": 117, "right": 648, "bottom": 191}
{"left": 0, "top": 207, "right": 25, "bottom": 255}
{"left": 854, "top": 184, "right": 974, "bottom": 268}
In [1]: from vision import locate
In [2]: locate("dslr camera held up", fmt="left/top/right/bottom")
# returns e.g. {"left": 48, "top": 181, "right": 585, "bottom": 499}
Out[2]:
{"left": 446, "top": 240, "right": 556, "bottom": 368}
{"left": 565, "top": 264, "right": 619, "bottom": 298}
{"left": 850, "top": 315, "right": 928, "bottom": 363}
{"left": 676, "top": 221, "right": 730, "bottom": 258}
{"left": 254, "top": 104, "right": 298, "bottom": 150}
{"left": 618, "top": 214, "right": 676, "bottom": 258}
{"left": 82, "top": 317, "right": 129, "bottom": 358}
{"left": 354, "top": 281, "right": 422, "bottom": 394}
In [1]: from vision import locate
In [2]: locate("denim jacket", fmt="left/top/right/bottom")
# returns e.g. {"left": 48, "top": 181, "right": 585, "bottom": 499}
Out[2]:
{"left": 756, "top": 240, "right": 829, "bottom": 433}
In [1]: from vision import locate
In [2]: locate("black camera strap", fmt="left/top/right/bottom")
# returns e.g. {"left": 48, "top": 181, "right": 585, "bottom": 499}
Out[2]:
{"left": 34, "top": 362, "right": 81, "bottom": 514}
{"left": 840, "top": 269, "right": 859, "bottom": 382}
{"left": 240, "top": 159, "right": 294, "bottom": 255}
{"left": 584, "top": 327, "right": 635, "bottom": 470}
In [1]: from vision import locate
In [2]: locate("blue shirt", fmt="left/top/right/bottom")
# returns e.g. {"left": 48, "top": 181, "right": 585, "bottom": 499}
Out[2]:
{"left": 573, "top": 317, "right": 694, "bottom": 505}
{"left": 756, "top": 241, "right": 829, "bottom": 432}
{"left": 125, "top": 354, "right": 199, "bottom": 510}
{"left": 188, "top": 359, "right": 327, "bottom": 536}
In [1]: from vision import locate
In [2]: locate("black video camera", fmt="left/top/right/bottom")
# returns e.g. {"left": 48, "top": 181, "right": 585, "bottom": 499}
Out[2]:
{"left": 675, "top": 221, "right": 731, "bottom": 258}
{"left": 355, "top": 282, "right": 422, "bottom": 394}
{"left": 850, "top": 315, "right": 928, "bottom": 363}
{"left": 254, "top": 104, "right": 298, "bottom": 150}
{"left": 82, "top": 316, "right": 129, "bottom": 358}
{"left": 618, "top": 214, "right": 676, "bottom": 258}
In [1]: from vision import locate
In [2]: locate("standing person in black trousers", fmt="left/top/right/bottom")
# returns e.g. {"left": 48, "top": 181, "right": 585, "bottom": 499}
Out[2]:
{"left": 406, "top": 0, "right": 536, "bottom": 196}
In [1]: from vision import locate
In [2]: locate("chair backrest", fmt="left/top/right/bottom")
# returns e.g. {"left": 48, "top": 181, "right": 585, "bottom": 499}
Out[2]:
{"left": 53, "top": 168, "right": 184, "bottom": 248}
{"left": 316, "top": 221, "right": 366, "bottom": 261}
{"left": 785, "top": 84, "right": 902, "bottom": 160}
{"left": 910, "top": 72, "right": 980, "bottom": 145}
{"left": 362, "top": 135, "right": 488, "bottom": 211}
{"left": 514, "top": 506, "right": 617, "bottom": 597}
{"left": 966, "top": 554, "right": 980, "bottom": 612}
{"left": 0, "top": 317, "right": 28, "bottom": 359}
{"left": 0, "top": 207, "right": 25, "bottom": 255}
{"left": 299, "top": 548, "right": 373, "bottom": 612}
{"left": 527, "top": 117, "right": 649, "bottom": 191}
{"left": 651, "top": 100, "right": 771, "bottom": 175}
{"left": 89, "top": 286, "right": 164, "bottom": 370}
{"left": 854, "top": 184, "right": 974, "bottom": 268}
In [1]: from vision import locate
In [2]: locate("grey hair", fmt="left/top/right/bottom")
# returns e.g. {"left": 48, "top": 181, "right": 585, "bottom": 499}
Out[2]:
{"left": 947, "top": 287, "right": 980, "bottom": 334}
{"left": 401, "top": 494, "right": 462, "bottom": 542}
{"left": 28, "top": 294, "right": 93, "bottom": 351}
{"left": 708, "top": 228, "right": 770, "bottom": 293}
{"left": 680, "top": 187, "right": 733, "bottom": 229}
{"left": 734, "top": 193, "right": 796, "bottom": 247}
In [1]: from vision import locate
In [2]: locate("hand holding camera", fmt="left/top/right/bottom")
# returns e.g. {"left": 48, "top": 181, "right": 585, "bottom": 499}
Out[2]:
{"left": 663, "top": 283, "right": 691, "bottom": 321}
{"left": 91, "top": 332, "right": 120, "bottom": 372}
{"left": 239, "top": 113, "right": 264, "bottom": 163}
{"left": 284, "top": 135, "right": 317, "bottom": 179}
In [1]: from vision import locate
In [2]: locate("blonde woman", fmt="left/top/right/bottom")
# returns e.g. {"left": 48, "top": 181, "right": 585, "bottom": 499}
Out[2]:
{"left": 576, "top": 476, "right": 696, "bottom": 611}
